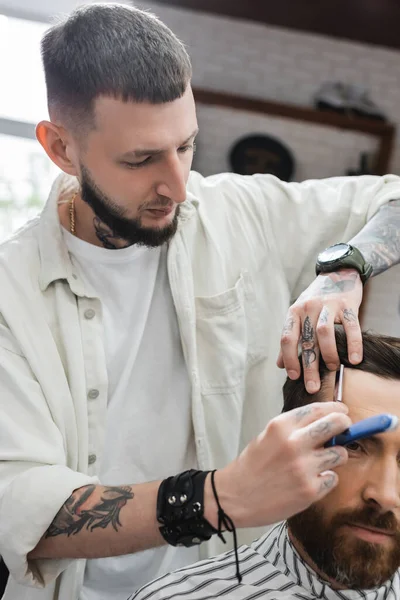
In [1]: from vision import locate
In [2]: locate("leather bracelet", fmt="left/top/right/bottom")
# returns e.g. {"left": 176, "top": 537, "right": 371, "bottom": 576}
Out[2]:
{"left": 156, "top": 469, "right": 218, "bottom": 547}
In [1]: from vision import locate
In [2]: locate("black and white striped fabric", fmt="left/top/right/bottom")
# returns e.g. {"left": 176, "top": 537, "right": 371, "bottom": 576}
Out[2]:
{"left": 128, "top": 523, "right": 400, "bottom": 600}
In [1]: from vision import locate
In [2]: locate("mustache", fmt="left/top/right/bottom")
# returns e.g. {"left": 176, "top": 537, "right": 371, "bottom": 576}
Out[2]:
{"left": 140, "top": 197, "right": 174, "bottom": 211}
{"left": 333, "top": 506, "right": 400, "bottom": 535}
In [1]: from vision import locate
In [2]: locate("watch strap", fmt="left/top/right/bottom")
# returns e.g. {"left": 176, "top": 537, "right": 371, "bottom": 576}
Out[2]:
{"left": 316, "top": 244, "right": 372, "bottom": 284}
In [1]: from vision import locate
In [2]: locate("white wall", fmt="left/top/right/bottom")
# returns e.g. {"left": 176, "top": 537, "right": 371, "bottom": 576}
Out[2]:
{"left": 134, "top": 1, "right": 400, "bottom": 334}
{"left": 0, "top": 0, "right": 80, "bottom": 18}
{"left": 134, "top": 1, "right": 400, "bottom": 182}
{"left": 0, "top": 0, "right": 130, "bottom": 21}
{"left": 3, "top": 0, "right": 399, "bottom": 181}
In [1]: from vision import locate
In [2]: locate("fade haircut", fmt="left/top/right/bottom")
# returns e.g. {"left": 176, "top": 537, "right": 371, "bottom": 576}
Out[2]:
{"left": 283, "top": 327, "right": 400, "bottom": 413}
{"left": 41, "top": 2, "right": 192, "bottom": 135}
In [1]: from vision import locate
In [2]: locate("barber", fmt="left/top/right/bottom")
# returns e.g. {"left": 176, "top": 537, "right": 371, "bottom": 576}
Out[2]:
{"left": 2, "top": 4, "right": 400, "bottom": 600}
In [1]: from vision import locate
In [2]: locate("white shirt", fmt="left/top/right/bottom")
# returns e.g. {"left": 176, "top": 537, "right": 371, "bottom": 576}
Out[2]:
{"left": 60, "top": 231, "right": 199, "bottom": 599}
{"left": 130, "top": 522, "right": 400, "bottom": 600}
{"left": 0, "top": 171, "right": 399, "bottom": 600}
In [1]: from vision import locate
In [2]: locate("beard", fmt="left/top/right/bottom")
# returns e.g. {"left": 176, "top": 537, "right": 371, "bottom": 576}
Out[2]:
{"left": 288, "top": 504, "right": 400, "bottom": 589}
{"left": 79, "top": 164, "right": 180, "bottom": 248}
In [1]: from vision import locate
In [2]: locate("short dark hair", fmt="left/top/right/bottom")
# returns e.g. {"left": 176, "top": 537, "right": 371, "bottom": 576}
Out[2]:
{"left": 41, "top": 2, "right": 192, "bottom": 133}
{"left": 283, "top": 327, "right": 400, "bottom": 413}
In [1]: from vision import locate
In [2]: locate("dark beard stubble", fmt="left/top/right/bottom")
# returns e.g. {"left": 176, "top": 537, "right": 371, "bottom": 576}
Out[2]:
{"left": 288, "top": 504, "right": 400, "bottom": 589}
{"left": 79, "top": 164, "right": 180, "bottom": 248}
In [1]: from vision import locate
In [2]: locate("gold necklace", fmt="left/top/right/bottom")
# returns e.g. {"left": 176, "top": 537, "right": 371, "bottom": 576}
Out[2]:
{"left": 69, "top": 192, "right": 77, "bottom": 235}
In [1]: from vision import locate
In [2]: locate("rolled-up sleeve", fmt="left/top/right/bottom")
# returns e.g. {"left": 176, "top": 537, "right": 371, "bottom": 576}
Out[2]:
{"left": 253, "top": 173, "right": 400, "bottom": 298}
{"left": 0, "top": 342, "right": 98, "bottom": 587}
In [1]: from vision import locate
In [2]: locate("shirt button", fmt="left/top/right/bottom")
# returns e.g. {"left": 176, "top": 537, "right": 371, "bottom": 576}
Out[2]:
{"left": 88, "top": 454, "right": 97, "bottom": 465}
{"left": 84, "top": 308, "right": 96, "bottom": 320}
{"left": 72, "top": 273, "right": 78, "bottom": 280}
{"left": 88, "top": 389, "right": 99, "bottom": 400}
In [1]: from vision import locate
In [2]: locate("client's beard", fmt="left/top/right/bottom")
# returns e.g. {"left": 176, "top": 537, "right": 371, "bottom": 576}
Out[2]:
{"left": 288, "top": 504, "right": 400, "bottom": 589}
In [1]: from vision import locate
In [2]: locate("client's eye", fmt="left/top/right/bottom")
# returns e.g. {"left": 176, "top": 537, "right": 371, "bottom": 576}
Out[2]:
{"left": 345, "top": 441, "right": 362, "bottom": 452}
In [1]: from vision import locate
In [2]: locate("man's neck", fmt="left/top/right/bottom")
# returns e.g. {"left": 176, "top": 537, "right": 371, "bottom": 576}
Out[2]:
{"left": 58, "top": 193, "right": 130, "bottom": 249}
{"left": 287, "top": 527, "right": 347, "bottom": 591}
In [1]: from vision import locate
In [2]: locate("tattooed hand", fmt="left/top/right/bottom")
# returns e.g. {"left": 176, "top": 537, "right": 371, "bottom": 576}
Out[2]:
{"left": 278, "top": 268, "right": 363, "bottom": 393}
{"left": 216, "top": 401, "right": 350, "bottom": 528}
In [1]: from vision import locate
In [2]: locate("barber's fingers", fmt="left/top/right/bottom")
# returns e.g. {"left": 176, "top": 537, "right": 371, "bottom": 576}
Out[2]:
{"left": 297, "top": 411, "right": 352, "bottom": 450}
{"left": 316, "top": 305, "right": 339, "bottom": 371}
{"left": 278, "top": 312, "right": 301, "bottom": 377}
{"left": 314, "top": 446, "right": 348, "bottom": 472}
{"left": 340, "top": 306, "right": 363, "bottom": 365}
{"left": 299, "top": 449, "right": 348, "bottom": 506}
{"left": 285, "top": 401, "right": 348, "bottom": 430}
{"left": 300, "top": 312, "right": 321, "bottom": 394}
{"left": 314, "top": 470, "right": 340, "bottom": 501}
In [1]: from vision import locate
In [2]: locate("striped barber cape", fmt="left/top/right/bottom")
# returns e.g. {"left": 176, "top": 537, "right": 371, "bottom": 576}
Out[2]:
{"left": 129, "top": 523, "right": 400, "bottom": 600}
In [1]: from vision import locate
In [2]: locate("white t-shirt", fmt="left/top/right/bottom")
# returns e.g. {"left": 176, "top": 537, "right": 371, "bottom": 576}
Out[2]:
{"left": 62, "top": 229, "right": 199, "bottom": 600}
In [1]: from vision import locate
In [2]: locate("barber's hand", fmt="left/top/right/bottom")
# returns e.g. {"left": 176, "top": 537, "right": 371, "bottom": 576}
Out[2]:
{"left": 277, "top": 269, "right": 363, "bottom": 393}
{"left": 205, "top": 402, "right": 350, "bottom": 529}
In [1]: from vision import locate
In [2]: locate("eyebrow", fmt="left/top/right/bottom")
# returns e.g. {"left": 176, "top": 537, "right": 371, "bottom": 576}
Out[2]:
{"left": 120, "top": 128, "right": 199, "bottom": 160}
{"left": 364, "top": 435, "right": 382, "bottom": 446}
{"left": 361, "top": 435, "right": 400, "bottom": 462}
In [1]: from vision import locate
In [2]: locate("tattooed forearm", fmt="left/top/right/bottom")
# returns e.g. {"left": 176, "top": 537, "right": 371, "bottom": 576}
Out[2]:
{"left": 301, "top": 316, "right": 317, "bottom": 368}
{"left": 46, "top": 485, "right": 134, "bottom": 538}
{"left": 350, "top": 199, "right": 400, "bottom": 277}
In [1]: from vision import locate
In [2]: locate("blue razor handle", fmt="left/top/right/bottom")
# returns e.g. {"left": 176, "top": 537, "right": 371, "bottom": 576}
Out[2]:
{"left": 325, "top": 413, "right": 398, "bottom": 447}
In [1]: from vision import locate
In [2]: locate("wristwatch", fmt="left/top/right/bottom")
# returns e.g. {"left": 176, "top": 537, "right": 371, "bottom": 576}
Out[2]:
{"left": 315, "top": 243, "right": 373, "bottom": 284}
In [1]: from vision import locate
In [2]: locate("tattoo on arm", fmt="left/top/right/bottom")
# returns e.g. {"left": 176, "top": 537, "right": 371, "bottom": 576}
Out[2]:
{"left": 45, "top": 485, "right": 134, "bottom": 538}
{"left": 301, "top": 316, "right": 317, "bottom": 368}
{"left": 351, "top": 199, "right": 400, "bottom": 277}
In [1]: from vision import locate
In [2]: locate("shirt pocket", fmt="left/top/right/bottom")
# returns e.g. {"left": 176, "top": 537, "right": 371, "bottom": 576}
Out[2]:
{"left": 195, "top": 271, "right": 267, "bottom": 394}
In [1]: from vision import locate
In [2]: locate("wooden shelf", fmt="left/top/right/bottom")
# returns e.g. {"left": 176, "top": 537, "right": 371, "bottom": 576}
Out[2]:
{"left": 193, "top": 88, "right": 396, "bottom": 175}
{"left": 155, "top": 1, "right": 400, "bottom": 51}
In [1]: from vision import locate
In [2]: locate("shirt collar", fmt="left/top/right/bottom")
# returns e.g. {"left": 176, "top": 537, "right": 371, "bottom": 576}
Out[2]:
{"left": 269, "top": 523, "right": 398, "bottom": 600}
{"left": 38, "top": 172, "right": 198, "bottom": 293}
{"left": 38, "top": 173, "right": 80, "bottom": 293}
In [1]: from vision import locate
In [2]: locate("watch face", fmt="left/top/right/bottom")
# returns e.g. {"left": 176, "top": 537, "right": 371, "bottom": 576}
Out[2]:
{"left": 319, "top": 243, "right": 351, "bottom": 263}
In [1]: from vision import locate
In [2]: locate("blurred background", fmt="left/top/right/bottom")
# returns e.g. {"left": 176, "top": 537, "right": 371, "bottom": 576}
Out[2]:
{"left": 0, "top": 0, "right": 400, "bottom": 324}
{"left": 1, "top": 0, "right": 400, "bottom": 240}
{"left": 0, "top": 0, "right": 400, "bottom": 329}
